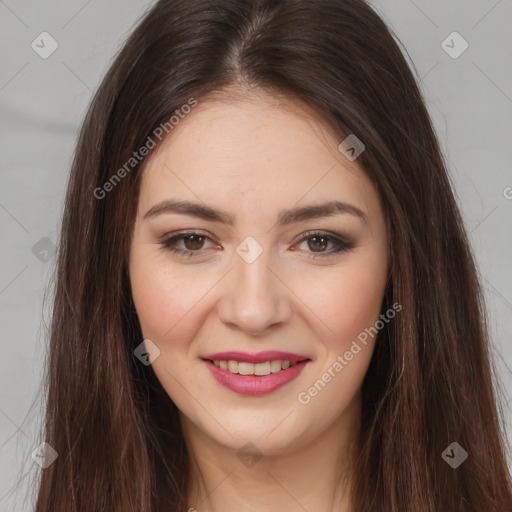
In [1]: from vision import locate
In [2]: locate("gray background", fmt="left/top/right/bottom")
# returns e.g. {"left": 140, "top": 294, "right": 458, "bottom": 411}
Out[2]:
{"left": 0, "top": 1, "right": 511, "bottom": 510}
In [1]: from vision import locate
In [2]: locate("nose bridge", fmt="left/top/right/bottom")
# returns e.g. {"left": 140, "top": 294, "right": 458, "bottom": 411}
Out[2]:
{"left": 217, "top": 237, "right": 292, "bottom": 334}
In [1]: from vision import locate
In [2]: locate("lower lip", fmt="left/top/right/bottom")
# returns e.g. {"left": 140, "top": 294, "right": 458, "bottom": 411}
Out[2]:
{"left": 203, "top": 359, "right": 310, "bottom": 396}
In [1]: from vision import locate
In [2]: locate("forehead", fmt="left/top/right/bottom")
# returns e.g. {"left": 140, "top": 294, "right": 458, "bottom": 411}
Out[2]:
{"left": 138, "top": 93, "right": 380, "bottom": 224}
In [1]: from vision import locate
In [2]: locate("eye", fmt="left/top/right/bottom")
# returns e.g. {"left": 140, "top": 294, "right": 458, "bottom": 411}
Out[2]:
{"left": 159, "top": 230, "right": 219, "bottom": 258}
{"left": 292, "top": 231, "right": 355, "bottom": 259}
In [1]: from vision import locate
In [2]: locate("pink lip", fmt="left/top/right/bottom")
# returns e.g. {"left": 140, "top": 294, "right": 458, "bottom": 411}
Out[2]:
{"left": 202, "top": 350, "right": 309, "bottom": 364}
{"left": 203, "top": 359, "right": 310, "bottom": 396}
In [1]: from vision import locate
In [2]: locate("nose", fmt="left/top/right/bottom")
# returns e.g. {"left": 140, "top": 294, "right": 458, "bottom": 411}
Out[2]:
{"left": 216, "top": 248, "right": 293, "bottom": 336}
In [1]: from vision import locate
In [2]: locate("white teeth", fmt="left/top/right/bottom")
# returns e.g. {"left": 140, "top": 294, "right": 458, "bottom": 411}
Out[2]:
{"left": 270, "top": 360, "right": 282, "bottom": 373}
{"left": 255, "top": 362, "right": 271, "bottom": 376}
{"left": 212, "top": 359, "right": 299, "bottom": 375}
{"left": 238, "top": 362, "right": 254, "bottom": 375}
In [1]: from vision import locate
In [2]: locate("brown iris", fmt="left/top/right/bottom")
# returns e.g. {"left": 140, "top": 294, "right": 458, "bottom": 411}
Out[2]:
{"left": 183, "top": 234, "right": 205, "bottom": 251}
{"left": 307, "top": 236, "right": 328, "bottom": 252}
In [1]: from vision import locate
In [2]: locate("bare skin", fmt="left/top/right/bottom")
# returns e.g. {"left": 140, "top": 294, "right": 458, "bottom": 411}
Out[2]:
{"left": 129, "top": 90, "right": 389, "bottom": 511}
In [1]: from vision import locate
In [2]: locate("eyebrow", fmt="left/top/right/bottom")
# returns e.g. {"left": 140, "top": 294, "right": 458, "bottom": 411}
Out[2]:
{"left": 144, "top": 199, "right": 368, "bottom": 226}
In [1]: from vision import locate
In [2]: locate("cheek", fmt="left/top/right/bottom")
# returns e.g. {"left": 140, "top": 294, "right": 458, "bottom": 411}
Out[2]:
{"left": 294, "top": 259, "right": 387, "bottom": 351}
{"left": 293, "top": 259, "right": 387, "bottom": 422}
{"left": 129, "top": 248, "right": 212, "bottom": 342}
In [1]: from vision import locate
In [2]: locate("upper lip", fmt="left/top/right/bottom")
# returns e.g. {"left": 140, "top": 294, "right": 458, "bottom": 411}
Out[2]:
{"left": 202, "top": 350, "right": 310, "bottom": 364}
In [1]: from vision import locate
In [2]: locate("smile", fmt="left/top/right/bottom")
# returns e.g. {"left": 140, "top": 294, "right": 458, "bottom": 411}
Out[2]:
{"left": 202, "top": 356, "right": 311, "bottom": 396}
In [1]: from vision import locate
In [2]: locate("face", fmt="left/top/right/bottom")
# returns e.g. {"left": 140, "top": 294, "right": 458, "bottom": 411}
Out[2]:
{"left": 129, "top": 92, "right": 389, "bottom": 455}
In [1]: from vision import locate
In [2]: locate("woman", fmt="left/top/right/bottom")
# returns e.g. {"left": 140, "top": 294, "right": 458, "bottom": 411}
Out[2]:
{"left": 34, "top": 0, "right": 512, "bottom": 510}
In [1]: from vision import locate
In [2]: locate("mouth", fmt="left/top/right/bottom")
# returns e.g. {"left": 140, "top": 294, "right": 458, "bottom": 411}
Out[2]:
{"left": 201, "top": 352, "right": 311, "bottom": 396}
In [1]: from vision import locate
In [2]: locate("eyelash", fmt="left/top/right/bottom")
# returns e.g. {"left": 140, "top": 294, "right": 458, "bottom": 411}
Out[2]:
{"left": 158, "top": 230, "right": 355, "bottom": 259}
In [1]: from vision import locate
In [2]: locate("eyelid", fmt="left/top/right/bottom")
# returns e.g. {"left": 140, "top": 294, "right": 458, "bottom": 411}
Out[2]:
{"left": 294, "top": 229, "right": 347, "bottom": 244}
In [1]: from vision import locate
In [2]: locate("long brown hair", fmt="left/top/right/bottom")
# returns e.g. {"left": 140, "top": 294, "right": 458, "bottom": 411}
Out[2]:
{"left": 31, "top": 0, "right": 512, "bottom": 510}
